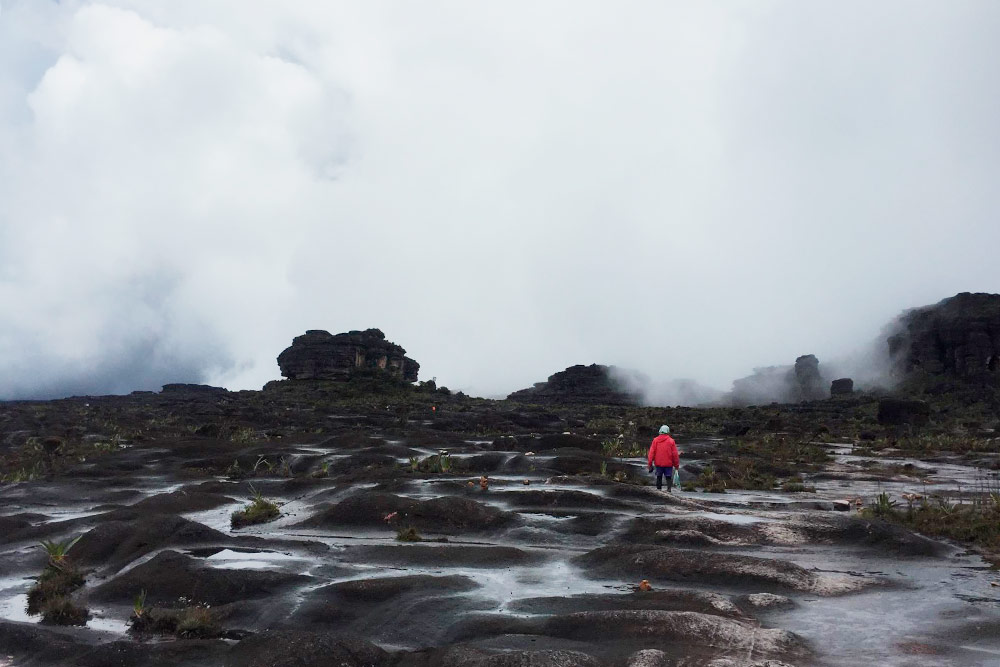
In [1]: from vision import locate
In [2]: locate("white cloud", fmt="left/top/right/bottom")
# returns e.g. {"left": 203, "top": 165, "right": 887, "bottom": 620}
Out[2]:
{"left": 1, "top": 1, "right": 998, "bottom": 399}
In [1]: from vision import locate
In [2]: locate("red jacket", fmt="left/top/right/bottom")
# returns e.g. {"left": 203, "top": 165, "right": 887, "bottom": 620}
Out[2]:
{"left": 647, "top": 435, "right": 679, "bottom": 468}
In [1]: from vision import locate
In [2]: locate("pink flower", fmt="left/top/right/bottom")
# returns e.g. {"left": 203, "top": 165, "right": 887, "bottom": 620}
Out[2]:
{"left": 384, "top": 512, "right": 398, "bottom": 523}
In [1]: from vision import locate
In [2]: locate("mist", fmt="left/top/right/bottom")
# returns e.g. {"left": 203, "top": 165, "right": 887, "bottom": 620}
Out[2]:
{"left": 2, "top": 1, "right": 1000, "bottom": 401}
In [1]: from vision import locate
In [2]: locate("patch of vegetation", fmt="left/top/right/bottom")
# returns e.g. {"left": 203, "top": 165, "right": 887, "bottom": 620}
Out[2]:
{"left": 725, "top": 462, "right": 777, "bottom": 491}
{"left": 230, "top": 486, "right": 280, "bottom": 529}
{"left": 863, "top": 492, "right": 1000, "bottom": 566}
{"left": 689, "top": 465, "right": 728, "bottom": 493}
{"left": 858, "top": 433, "right": 1000, "bottom": 456}
{"left": 781, "top": 480, "right": 816, "bottom": 493}
{"left": 396, "top": 526, "right": 422, "bottom": 542}
{"left": 1, "top": 462, "right": 45, "bottom": 483}
{"left": 413, "top": 453, "right": 455, "bottom": 474}
{"left": 229, "top": 426, "right": 258, "bottom": 444}
{"left": 27, "top": 537, "right": 87, "bottom": 626}
{"left": 37, "top": 595, "right": 89, "bottom": 625}
{"left": 176, "top": 605, "right": 220, "bottom": 637}
{"left": 129, "top": 599, "right": 221, "bottom": 638}
{"left": 0, "top": 434, "right": 134, "bottom": 483}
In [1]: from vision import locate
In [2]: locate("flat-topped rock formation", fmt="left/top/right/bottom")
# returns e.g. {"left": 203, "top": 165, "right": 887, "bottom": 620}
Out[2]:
{"left": 507, "top": 364, "right": 641, "bottom": 405}
{"left": 277, "top": 328, "right": 419, "bottom": 382}
{"left": 889, "top": 292, "right": 1000, "bottom": 380}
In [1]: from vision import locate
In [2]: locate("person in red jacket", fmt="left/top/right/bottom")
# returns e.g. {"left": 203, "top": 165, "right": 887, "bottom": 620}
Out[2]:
{"left": 647, "top": 425, "right": 680, "bottom": 492}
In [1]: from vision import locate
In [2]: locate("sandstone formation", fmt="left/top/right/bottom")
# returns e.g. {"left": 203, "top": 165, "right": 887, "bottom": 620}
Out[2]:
{"left": 507, "top": 364, "right": 641, "bottom": 405}
{"left": 277, "top": 329, "right": 419, "bottom": 382}
{"left": 830, "top": 378, "right": 854, "bottom": 395}
{"left": 888, "top": 292, "right": 1000, "bottom": 380}
{"left": 794, "top": 354, "right": 825, "bottom": 400}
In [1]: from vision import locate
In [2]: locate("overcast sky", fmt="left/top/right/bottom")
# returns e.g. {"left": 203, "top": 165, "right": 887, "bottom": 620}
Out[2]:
{"left": 1, "top": 1, "right": 999, "bottom": 400}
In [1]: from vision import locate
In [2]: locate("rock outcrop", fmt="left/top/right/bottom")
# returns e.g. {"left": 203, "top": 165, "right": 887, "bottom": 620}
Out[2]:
{"left": 277, "top": 329, "right": 419, "bottom": 382}
{"left": 830, "top": 378, "right": 854, "bottom": 395}
{"left": 507, "top": 364, "right": 640, "bottom": 405}
{"left": 730, "top": 354, "right": 830, "bottom": 405}
{"left": 794, "top": 354, "right": 825, "bottom": 400}
{"left": 888, "top": 292, "right": 1000, "bottom": 381}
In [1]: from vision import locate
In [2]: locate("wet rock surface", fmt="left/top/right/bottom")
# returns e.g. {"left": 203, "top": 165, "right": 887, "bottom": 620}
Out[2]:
{"left": 1, "top": 371, "right": 999, "bottom": 666}
{"left": 297, "top": 491, "right": 516, "bottom": 533}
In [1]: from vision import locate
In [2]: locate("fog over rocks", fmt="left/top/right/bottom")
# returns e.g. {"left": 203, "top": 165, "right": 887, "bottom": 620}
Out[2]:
{"left": 1, "top": 3, "right": 999, "bottom": 400}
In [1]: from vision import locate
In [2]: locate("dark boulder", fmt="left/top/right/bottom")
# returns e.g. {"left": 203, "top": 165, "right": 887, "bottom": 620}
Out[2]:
{"left": 830, "top": 378, "right": 854, "bottom": 395}
{"left": 575, "top": 544, "right": 844, "bottom": 593}
{"left": 127, "top": 490, "right": 235, "bottom": 514}
{"left": 877, "top": 398, "right": 930, "bottom": 426}
{"left": 277, "top": 328, "right": 419, "bottom": 382}
{"left": 795, "top": 354, "right": 826, "bottom": 401}
{"left": 91, "top": 550, "right": 308, "bottom": 606}
{"left": 73, "top": 515, "right": 229, "bottom": 570}
{"left": 888, "top": 292, "right": 1000, "bottom": 379}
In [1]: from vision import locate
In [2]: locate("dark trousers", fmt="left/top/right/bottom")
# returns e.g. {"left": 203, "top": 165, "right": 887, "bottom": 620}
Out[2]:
{"left": 655, "top": 466, "right": 674, "bottom": 491}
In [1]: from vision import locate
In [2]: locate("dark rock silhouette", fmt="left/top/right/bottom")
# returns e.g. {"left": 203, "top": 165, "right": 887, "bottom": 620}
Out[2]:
{"left": 277, "top": 329, "right": 418, "bottom": 382}
{"left": 830, "top": 378, "right": 854, "bottom": 395}
{"left": 507, "top": 364, "right": 640, "bottom": 405}
{"left": 889, "top": 292, "right": 1000, "bottom": 380}
{"left": 794, "top": 355, "right": 826, "bottom": 401}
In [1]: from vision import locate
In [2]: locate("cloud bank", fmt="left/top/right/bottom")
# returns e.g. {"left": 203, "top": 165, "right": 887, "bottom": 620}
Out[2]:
{"left": 1, "top": 1, "right": 999, "bottom": 400}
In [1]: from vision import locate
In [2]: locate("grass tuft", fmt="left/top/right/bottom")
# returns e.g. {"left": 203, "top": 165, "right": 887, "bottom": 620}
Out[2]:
{"left": 396, "top": 526, "right": 422, "bottom": 542}
{"left": 230, "top": 485, "right": 280, "bottom": 529}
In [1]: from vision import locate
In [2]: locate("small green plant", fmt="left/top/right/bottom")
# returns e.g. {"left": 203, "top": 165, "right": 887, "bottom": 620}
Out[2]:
{"left": 40, "top": 536, "right": 80, "bottom": 571}
{"left": 252, "top": 455, "right": 274, "bottom": 474}
{"left": 867, "top": 492, "right": 898, "bottom": 518}
{"left": 277, "top": 456, "right": 292, "bottom": 477}
{"left": 694, "top": 465, "right": 727, "bottom": 493}
{"left": 312, "top": 461, "right": 330, "bottom": 478}
{"left": 132, "top": 590, "right": 148, "bottom": 621}
{"left": 1, "top": 462, "right": 44, "bottom": 483}
{"left": 599, "top": 461, "right": 608, "bottom": 477}
{"left": 225, "top": 459, "right": 244, "bottom": 479}
{"left": 396, "top": 526, "right": 422, "bottom": 542}
{"left": 409, "top": 456, "right": 419, "bottom": 472}
{"left": 230, "top": 485, "right": 280, "bottom": 529}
